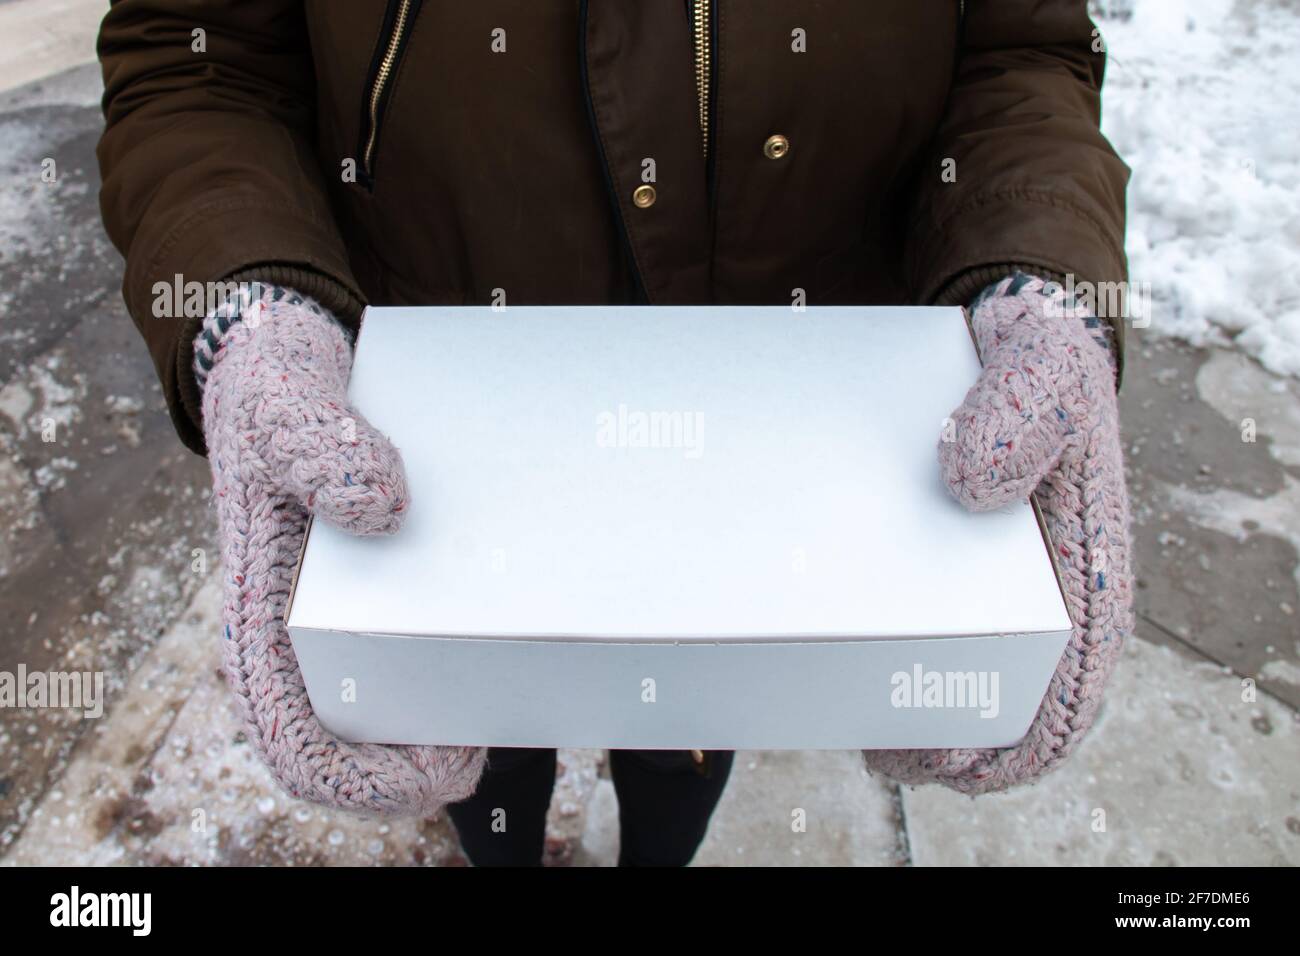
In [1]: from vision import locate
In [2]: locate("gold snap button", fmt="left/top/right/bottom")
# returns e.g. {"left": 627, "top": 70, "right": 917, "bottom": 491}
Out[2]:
{"left": 632, "top": 184, "right": 657, "bottom": 208}
{"left": 763, "top": 134, "right": 790, "bottom": 159}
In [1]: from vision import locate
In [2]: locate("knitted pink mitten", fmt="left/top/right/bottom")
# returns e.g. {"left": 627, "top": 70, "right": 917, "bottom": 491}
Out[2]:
{"left": 200, "top": 287, "right": 485, "bottom": 813}
{"left": 864, "top": 274, "right": 1133, "bottom": 795}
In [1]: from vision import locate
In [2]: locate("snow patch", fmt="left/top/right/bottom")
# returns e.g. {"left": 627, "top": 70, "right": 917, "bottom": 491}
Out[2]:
{"left": 1258, "top": 658, "right": 1300, "bottom": 687}
{"left": 1098, "top": 0, "right": 1300, "bottom": 376}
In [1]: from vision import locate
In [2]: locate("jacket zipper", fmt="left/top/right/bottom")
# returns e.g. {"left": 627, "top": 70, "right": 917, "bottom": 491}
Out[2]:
{"left": 693, "top": 0, "right": 712, "bottom": 159}
{"left": 360, "top": 0, "right": 419, "bottom": 185}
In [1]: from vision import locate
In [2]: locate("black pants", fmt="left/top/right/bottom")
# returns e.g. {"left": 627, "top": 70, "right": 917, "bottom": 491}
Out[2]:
{"left": 446, "top": 748, "right": 734, "bottom": 866}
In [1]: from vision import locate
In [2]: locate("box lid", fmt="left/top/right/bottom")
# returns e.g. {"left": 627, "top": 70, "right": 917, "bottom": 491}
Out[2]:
{"left": 287, "top": 306, "right": 1071, "bottom": 642}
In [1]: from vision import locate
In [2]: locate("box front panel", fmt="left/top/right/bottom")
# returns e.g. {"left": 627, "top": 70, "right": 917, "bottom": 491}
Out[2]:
{"left": 289, "top": 628, "right": 1072, "bottom": 751}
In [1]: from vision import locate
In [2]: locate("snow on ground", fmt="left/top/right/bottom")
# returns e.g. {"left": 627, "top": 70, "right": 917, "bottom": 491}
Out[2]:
{"left": 1096, "top": 0, "right": 1300, "bottom": 376}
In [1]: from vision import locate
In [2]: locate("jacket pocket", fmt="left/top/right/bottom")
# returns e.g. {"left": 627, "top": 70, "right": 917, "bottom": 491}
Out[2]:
{"left": 357, "top": 0, "right": 423, "bottom": 189}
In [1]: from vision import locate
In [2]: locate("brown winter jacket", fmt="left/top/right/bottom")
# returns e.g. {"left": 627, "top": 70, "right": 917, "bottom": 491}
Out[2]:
{"left": 96, "top": 0, "right": 1129, "bottom": 456}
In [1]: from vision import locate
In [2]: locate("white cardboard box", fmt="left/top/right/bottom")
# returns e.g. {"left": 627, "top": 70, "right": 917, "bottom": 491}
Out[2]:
{"left": 286, "top": 306, "right": 1072, "bottom": 750}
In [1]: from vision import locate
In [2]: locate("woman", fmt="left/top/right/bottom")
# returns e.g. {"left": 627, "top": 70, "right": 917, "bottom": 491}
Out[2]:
{"left": 96, "top": 0, "right": 1133, "bottom": 865}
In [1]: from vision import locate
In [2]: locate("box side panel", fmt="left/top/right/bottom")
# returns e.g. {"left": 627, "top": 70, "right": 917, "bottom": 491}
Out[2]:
{"left": 283, "top": 515, "right": 314, "bottom": 629}
{"left": 288, "top": 627, "right": 1073, "bottom": 750}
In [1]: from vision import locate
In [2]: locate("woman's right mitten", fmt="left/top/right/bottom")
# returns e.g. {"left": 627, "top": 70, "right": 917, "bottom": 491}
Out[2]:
{"left": 198, "top": 284, "right": 486, "bottom": 814}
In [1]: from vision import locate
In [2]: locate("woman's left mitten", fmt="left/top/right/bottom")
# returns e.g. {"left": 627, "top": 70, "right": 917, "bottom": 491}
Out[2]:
{"left": 864, "top": 274, "right": 1134, "bottom": 795}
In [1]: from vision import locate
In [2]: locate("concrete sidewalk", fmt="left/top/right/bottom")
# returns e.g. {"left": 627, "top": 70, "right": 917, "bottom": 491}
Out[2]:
{"left": 0, "top": 15, "right": 1296, "bottom": 866}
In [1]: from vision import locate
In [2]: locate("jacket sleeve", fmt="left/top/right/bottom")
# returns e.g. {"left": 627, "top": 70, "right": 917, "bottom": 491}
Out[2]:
{"left": 97, "top": 0, "right": 365, "bottom": 455}
{"left": 903, "top": 0, "right": 1130, "bottom": 385}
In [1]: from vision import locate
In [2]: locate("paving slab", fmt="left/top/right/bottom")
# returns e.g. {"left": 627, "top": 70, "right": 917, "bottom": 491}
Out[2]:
{"left": 0, "top": 0, "right": 101, "bottom": 95}
{"left": 578, "top": 749, "right": 907, "bottom": 867}
{"left": 1121, "top": 337, "right": 1300, "bottom": 708}
{"left": 901, "top": 629, "right": 1299, "bottom": 867}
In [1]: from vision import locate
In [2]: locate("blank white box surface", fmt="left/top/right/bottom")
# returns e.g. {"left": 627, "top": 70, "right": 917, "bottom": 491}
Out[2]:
{"left": 287, "top": 306, "right": 1071, "bottom": 750}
